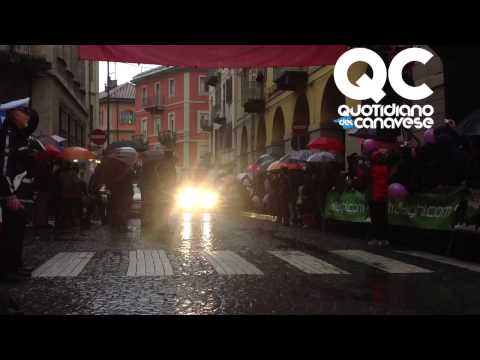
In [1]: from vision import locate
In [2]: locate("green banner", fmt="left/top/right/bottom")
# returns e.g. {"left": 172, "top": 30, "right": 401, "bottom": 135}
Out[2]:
{"left": 388, "top": 188, "right": 463, "bottom": 231}
{"left": 325, "top": 191, "right": 370, "bottom": 223}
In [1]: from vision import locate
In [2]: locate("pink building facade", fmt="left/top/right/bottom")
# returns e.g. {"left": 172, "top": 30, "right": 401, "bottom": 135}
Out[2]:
{"left": 132, "top": 67, "right": 210, "bottom": 173}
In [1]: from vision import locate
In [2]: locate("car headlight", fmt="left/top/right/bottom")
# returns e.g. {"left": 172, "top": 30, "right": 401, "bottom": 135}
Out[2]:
{"left": 176, "top": 188, "right": 218, "bottom": 210}
{"left": 177, "top": 187, "right": 197, "bottom": 209}
{"left": 201, "top": 191, "right": 218, "bottom": 210}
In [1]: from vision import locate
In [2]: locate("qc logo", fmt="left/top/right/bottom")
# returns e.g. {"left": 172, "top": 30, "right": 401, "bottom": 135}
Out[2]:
{"left": 333, "top": 116, "right": 354, "bottom": 130}
{"left": 333, "top": 47, "right": 434, "bottom": 103}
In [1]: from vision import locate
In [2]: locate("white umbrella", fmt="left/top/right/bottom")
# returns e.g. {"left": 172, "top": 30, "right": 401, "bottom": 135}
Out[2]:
{"left": 307, "top": 151, "right": 337, "bottom": 163}
{"left": 0, "top": 97, "right": 30, "bottom": 126}
{"left": 107, "top": 146, "right": 138, "bottom": 167}
{"left": 38, "top": 134, "right": 67, "bottom": 147}
{"left": 280, "top": 150, "right": 317, "bottom": 162}
{"left": 0, "top": 97, "right": 30, "bottom": 111}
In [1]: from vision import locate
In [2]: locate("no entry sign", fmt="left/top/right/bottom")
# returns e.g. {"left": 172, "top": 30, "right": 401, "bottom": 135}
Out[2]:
{"left": 90, "top": 129, "right": 107, "bottom": 145}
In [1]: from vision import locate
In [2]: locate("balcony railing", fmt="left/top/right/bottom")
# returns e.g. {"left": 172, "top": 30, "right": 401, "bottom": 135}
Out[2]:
{"left": 12, "top": 45, "right": 32, "bottom": 56}
{"left": 158, "top": 130, "right": 177, "bottom": 149}
{"left": 242, "top": 80, "right": 265, "bottom": 113}
{"left": 143, "top": 95, "right": 167, "bottom": 112}
{"left": 132, "top": 134, "right": 148, "bottom": 144}
{"left": 200, "top": 116, "right": 212, "bottom": 132}
{"left": 273, "top": 67, "right": 308, "bottom": 91}
{"left": 206, "top": 69, "right": 219, "bottom": 87}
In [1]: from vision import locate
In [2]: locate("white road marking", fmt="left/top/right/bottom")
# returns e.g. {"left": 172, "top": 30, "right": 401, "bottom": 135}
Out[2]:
{"left": 144, "top": 250, "right": 155, "bottom": 276}
{"left": 204, "top": 251, "right": 263, "bottom": 275}
{"left": 32, "top": 252, "right": 94, "bottom": 277}
{"left": 330, "top": 250, "right": 433, "bottom": 274}
{"left": 32, "top": 253, "right": 68, "bottom": 277}
{"left": 127, "top": 251, "right": 136, "bottom": 276}
{"left": 136, "top": 250, "right": 146, "bottom": 276}
{"left": 151, "top": 250, "right": 164, "bottom": 276}
{"left": 158, "top": 250, "right": 173, "bottom": 276}
{"left": 128, "top": 250, "right": 173, "bottom": 276}
{"left": 396, "top": 251, "right": 480, "bottom": 273}
{"left": 69, "top": 253, "right": 95, "bottom": 277}
{"left": 269, "top": 250, "right": 350, "bottom": 274}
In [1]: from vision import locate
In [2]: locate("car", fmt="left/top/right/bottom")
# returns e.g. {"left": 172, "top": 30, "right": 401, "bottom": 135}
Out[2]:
{"left": 174, "top": 185, "right": 221, "bottom": 214}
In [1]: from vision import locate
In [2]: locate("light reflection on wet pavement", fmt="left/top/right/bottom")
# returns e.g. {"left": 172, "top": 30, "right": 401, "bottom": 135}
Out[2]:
{"left": 6, "top": 211, "right": 480, "bottom": 315}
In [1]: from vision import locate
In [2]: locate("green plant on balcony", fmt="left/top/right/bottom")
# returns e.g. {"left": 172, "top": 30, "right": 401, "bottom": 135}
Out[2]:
{"left": 158, "top": 130, "right": 176, "bottom": 150}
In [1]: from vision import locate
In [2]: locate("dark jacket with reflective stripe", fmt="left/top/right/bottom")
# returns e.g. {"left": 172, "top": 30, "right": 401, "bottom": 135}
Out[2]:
{"left": 0, "top": 112, "right": 39, "bottom": 200}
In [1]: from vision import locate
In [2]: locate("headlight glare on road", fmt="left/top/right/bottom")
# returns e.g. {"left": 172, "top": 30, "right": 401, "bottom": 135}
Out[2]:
{"left": 176, "top": 188, "right": 218, "bottom": 210}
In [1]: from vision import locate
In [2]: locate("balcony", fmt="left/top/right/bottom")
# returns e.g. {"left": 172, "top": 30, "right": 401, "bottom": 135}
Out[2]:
{"left": 158, "top": 130, "right": 177, "bottom": 150}
{"left": 143, "top": 95, "right": 167, "bottom": 113}
{"left": 132, "top": 134, "right": 148, "bottom": 145}
{"left": 211, "top": 100, "right": 226, "bottom": 126}
{"left": 242, "top": 81, "right": 265, "bottom": 113}
{"left": 206, "top": 69, "right": 219, "bottom": 87}
{"left": 0, "top": 45, "right": 51, "bottom": 72}
{"left": 12, "top": 45, "right": 33, "bottom": 56}
{"left": 273, "top": 67, "right": 308, "bottom": 91}
{"left": 200, "top": 116, "right": 212, "bottom": 132}
{"left": 212, "top": 110, "right": 226, "bottom": 126}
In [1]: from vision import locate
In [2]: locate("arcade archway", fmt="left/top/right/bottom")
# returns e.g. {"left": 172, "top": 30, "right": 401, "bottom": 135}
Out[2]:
{"left": 272, "top": 107, "right": 286, "bottom": 156}
{"left": 320, "top": 75, "right": 346, "bottom": 143}
{"left": 256, "top": 115, "right": 266, "bottom": 155}
{"left": 291, "top": 93, "right": 310, "bottom": 150}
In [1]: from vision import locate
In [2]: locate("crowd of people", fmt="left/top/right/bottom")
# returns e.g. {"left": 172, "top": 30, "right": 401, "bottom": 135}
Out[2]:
{"left": 0, "top": 101, "right": 177, "bottom": 314}
{"left": 238, "top": 121, "right": 480, "bottom": 246}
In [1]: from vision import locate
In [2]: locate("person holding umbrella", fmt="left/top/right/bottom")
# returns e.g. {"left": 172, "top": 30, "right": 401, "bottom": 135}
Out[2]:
{"left": 101, "top": 147, "right": 138, "bottom": 232}
{"left": 0, "top": 99, "right": 41, "bottom": 283}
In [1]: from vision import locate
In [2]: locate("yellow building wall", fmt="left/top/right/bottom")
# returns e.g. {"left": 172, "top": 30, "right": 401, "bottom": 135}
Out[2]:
{"left": 264, "top": 63, "right": 367, "bottom": 154}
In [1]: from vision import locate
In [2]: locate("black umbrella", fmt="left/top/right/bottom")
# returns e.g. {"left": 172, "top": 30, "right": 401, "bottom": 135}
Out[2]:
{"left": 106, "top": 141, "right": 147, "bottom": 153}
{"left": 347, "top": 128, "right": 398, "bottom": 142}
{"left": 458, "top": 109, "right": 480, "bottom": 136}
{"left": 93, "top": 157, "right": 131, "bottom": 187}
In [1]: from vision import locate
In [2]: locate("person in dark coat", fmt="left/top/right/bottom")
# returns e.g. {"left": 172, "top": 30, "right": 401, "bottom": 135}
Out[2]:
{"left": 277, "top": 169, "right": 292, "bottom": 226}
{"left": 0, "top": 105, "right": 40, "bottom": 283}
{"left": 108, "top": 168, "right": 134, "bottom": 232}
{"left": 139, "top": 150, "right": 177, "bottom": 229}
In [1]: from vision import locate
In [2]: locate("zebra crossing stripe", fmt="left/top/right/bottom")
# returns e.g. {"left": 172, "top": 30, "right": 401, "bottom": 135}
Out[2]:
{"left": 269, "top": 250, "right": 350, "bottom": 274}
{"left": 330, "top": 250, "right": 433, "bottom": 274}
{"left": 32, "top": 252, "right": 94, "bottom": 277}
{"left": 127, "top": 250, "right": 173, "bottom": 276}
{"left": 396, "top": 251, "right": 480, "bottom": 273}
{"left": 204, "top": 251, "right": 263, "bottom": 275}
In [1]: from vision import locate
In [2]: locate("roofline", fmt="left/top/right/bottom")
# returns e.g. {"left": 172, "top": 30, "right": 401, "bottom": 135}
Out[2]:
{"left": 99, "top": 82, "right": 135, "bottom": 100}
{"left": 131, "top": 66, "right": 210, "bottom": 83}
{"left": 99, "top": 97, "right": 135, "bottom": 103}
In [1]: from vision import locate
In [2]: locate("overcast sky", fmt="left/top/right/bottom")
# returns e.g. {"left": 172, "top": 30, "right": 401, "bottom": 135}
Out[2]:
{"left": 98, "top": 62, "right": 159, "bottom": 92}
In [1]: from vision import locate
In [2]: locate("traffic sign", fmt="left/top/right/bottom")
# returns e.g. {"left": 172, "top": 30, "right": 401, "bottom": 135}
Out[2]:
{"left": 89, "top": 129, "right": 107, "bottom": 145}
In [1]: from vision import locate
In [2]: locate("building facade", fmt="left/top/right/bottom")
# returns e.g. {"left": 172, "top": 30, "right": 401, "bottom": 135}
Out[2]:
{"left": 204, "top": 45, "right": 469, "bottom": 174}
{"left": 132, "top": 66, "right": 210, "bottom": 174}
{"left": 99, "top": 82, "right": 136, "bottom": 145}
{"left": 205, "top": 69, "right": 237, "bottom": 171}
{"left": 0, "top": 45, "right": 99, "bottom": 147}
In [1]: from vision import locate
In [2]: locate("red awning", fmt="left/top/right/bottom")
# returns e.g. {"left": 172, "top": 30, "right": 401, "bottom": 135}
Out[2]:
{"left": 79, "top": 45, "right": 348, "bottom": 68}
